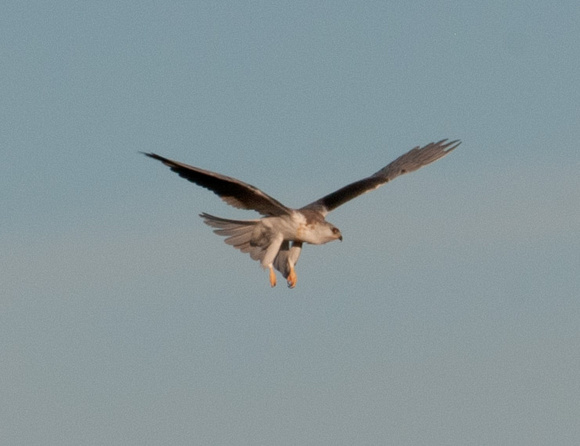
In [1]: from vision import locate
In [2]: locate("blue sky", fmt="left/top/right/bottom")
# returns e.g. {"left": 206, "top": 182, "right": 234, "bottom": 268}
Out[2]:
{"left": 2, "top": 1, "right": 579, "bottom": 444}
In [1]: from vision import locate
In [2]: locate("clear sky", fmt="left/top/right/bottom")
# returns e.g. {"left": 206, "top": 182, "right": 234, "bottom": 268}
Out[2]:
{"left": 2, "top": 1, "right": 579, "bottom": 445}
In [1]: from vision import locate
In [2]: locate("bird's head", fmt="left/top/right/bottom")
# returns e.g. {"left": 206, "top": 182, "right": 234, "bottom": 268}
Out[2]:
{"left": 310, "top": 221, "right": 342, "bottom": 244}
{"left": 296, "top": 211, "right": 342, "bottom": 244}
{"left": 331, "top": 225, "right": 343, "bottom": 242}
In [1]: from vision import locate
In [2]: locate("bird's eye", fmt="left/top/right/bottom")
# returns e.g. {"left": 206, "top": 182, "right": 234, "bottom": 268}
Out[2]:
{"left": 332, "top": 227, "right": 340, "bottom": 234}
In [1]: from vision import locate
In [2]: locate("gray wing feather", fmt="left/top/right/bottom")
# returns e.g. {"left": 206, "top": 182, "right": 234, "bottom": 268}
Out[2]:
{"left": 143, "top": 153, "right": 291, "bottom": 217}
{"left": 302, "top": 139, "right": 460, "bottom": 215}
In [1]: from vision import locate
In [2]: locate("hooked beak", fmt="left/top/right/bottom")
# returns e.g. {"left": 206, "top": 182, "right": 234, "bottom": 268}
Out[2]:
{"left": 338, "top": 235, "right": 343, "bottom": 242}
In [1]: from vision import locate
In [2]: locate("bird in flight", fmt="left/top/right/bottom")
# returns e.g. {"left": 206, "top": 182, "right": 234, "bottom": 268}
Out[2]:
{"left": 144, "top": 139, "right": 460, "bottom": 288}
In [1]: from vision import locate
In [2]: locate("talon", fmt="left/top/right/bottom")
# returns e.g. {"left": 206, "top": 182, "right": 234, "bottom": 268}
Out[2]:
{"left": 269, "top": 266, "right": 277, "bottom": 288}
{"left": 287, "top": 266, "right": 297, "bottom": 289}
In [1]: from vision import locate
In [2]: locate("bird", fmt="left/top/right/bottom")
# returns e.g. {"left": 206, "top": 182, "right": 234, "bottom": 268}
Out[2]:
{"left": 143, "top": 139, "right": 460, "bottom": 288}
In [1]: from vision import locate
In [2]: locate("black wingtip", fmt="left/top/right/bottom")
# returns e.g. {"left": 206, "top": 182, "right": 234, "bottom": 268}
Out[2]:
{"left": 141, "top": 151, "right": 158, "bottom": 158}
{"left": 141, "top": 152, "right": 171, "bottom": 164}
{"left": 434, "top": 139, "right": 461, "bottom": 153}
{"left": 446, "top": 139, "right": 462, "bottom": 152}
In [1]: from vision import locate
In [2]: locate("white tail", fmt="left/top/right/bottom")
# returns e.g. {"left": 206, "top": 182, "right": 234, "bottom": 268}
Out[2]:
{"left": 200, "top": 213, "right": 302, "bottom": 281}
{"left": 200, "top": 213, "right": 267, "bottom": 262}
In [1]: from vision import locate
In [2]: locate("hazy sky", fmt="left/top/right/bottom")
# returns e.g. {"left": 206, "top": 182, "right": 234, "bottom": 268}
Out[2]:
{"left": 2, "top": 1, "right": 579, "bottom": 445}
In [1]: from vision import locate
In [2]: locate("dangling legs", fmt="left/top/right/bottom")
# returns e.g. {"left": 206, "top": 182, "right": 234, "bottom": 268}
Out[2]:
{"left": 268, "top": 265, "right": 277, "bottom": 287}
{"left": 287, "top": 265, "right": 297, "bottom": 288}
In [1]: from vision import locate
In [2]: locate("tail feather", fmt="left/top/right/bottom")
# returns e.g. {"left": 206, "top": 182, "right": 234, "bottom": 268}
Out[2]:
{"left": 200, "top": 212, "right": 259, "bottom": 229}
{"left": 199, "top": 212, "right": 266, "bottom": 262}
{"left": 200, "top": 212, "right": 298, "bottom": 275}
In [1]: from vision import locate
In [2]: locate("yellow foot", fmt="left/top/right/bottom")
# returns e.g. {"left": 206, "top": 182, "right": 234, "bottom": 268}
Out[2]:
{"left": 287, "top": 266, "right": 297, "bottom": 289}
{"left": 269, "top": 266, "right": 277, "bottom": 288}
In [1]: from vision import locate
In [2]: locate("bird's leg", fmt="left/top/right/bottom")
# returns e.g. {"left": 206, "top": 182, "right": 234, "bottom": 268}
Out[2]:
{"left": 287, "top": 265, "right": 297, "bottom": 289}
{"left": 268, "top": 265, "right": 277, "bottom": 288}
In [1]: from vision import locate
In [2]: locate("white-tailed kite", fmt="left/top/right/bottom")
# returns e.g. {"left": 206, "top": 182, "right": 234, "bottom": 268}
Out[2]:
{"left": 144, "top": 139, "right": 460, "bottom": 288}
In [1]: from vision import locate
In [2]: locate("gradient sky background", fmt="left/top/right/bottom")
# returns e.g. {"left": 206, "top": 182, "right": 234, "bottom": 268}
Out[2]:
{"left": 2, "top": 1, "right": 579, "bottom": 445}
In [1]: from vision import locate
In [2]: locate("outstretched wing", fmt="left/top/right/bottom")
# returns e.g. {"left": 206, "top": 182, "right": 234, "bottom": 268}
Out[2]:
{"left": 302, "top": 139, "right": 460, "bottom": 215}
{"left": 143, "top": 153, "right": 291, "bottom": 216}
